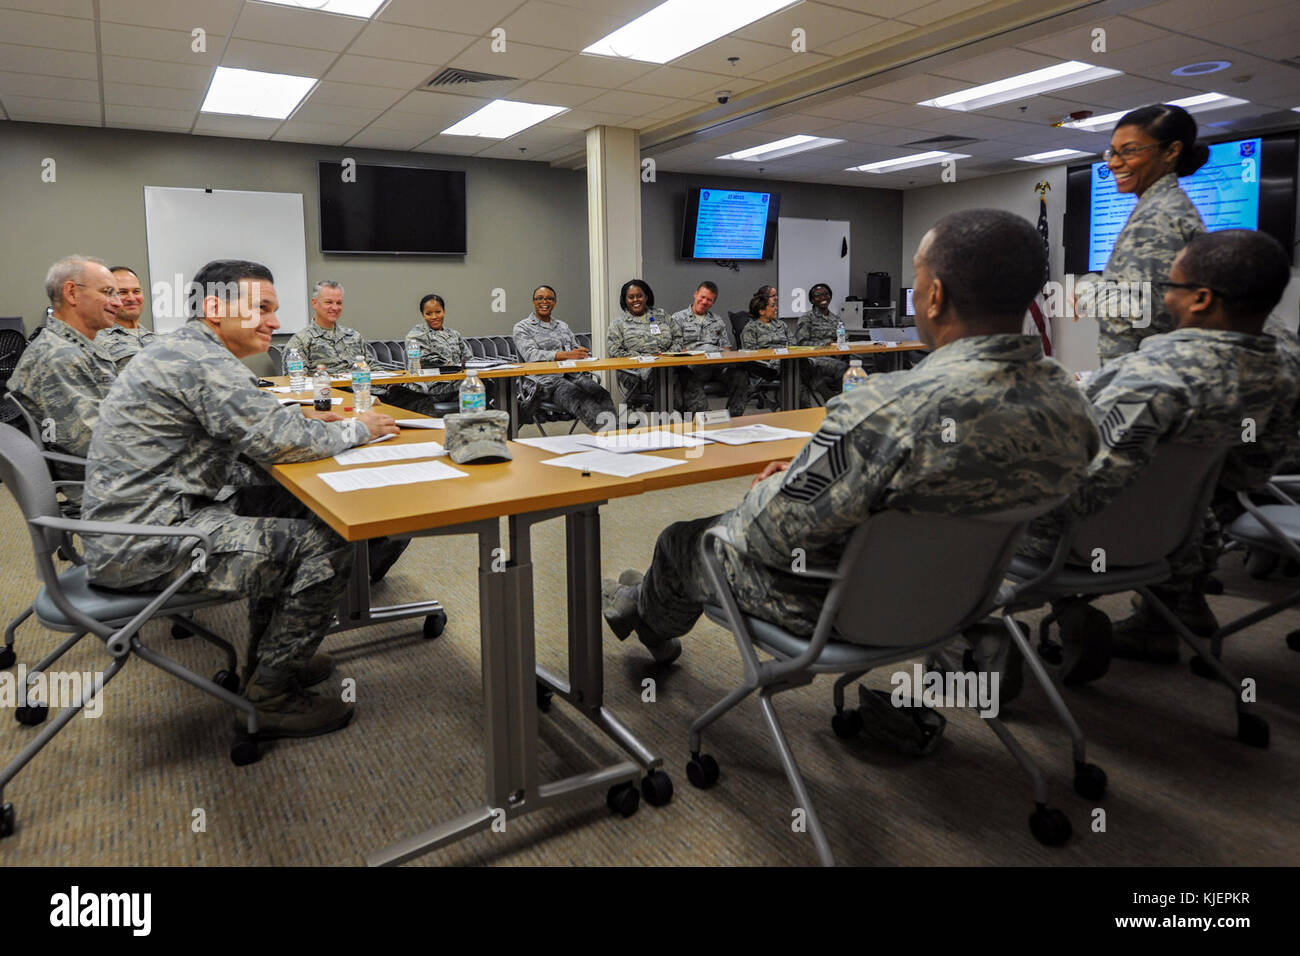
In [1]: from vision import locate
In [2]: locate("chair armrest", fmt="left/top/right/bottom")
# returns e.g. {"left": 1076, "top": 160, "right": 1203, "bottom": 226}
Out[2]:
{"left": 702, "top": 525, "right": 840, "bottom": 580}
{"left": 43, "top": 451, "right": 87, "bottom": 468}
{"left": 28, "top": 515, "right": 214, "bottom": 551}
{"left": 50, "top": 480, "right": 84, "bottom": 490}
{"left": 1264, "top": 480, "right": 1298, "bottom": 507}
{"left": 1234, "top": 491, "right": 1300, "bottom": 563}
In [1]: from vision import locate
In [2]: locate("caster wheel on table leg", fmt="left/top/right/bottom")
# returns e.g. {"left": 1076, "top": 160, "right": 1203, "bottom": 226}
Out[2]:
{"left": 1073, "top": 761, "right": 1107, "bottom": 801}
{"left": 230, "top": 738, "right": 261, "bottom": 766}
{"left": 686, "top": 753, "right": 720, "bottom": 789}
{"left": 171, "top": 623, "right": 192, "bottom": 640}
{"left": 0, "top": 647, "right": 14, "bottom": 669}
{"left": 15, "top": 703, "right": 47, "bottom": 726}
{"left": 606, "top": 782, "right": 640, "bottom": 817}
{"left": 640, "top": 770, "right": 673, "bottom": 807}
{"left": 1189, "top": 654, "right": 1220, "bottom": 680}
{"left": 1238, "top": 713, "right": 1269, "bottom": 748}
{"left": 0, "top": 802, "right": 14, "bottom": 838}
{"left": 213, "top": 669, "right": 240, "bottom": 693}
{"left": 831, "top": 709, "right": 863, "bottom": 739}
{"left": 423, "top": 611, "right": 447, "bottom": 640}
{"left": 1028, "top": 805, "right": 1072, "bottom": 846}
{"left": 536, "top": 682, "right": 553, "bottom": 712}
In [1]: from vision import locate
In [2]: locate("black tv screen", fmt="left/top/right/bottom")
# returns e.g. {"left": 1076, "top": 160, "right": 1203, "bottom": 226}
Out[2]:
{"left": 319, "top": 162, "right": 467, "bottom": 255}
{"left": 680, "top": 187, "right": 780, "bottom": 260}
{"left": 1064, "top": 131, "right": 1297, "bottom": 274}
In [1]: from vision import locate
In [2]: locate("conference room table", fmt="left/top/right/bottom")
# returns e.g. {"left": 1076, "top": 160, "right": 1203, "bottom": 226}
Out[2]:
{"left": 267, "top": 340, "right": 924, "bottom": 437}
{"left": 270, "top": 404, "right": 828, "bottom": 865}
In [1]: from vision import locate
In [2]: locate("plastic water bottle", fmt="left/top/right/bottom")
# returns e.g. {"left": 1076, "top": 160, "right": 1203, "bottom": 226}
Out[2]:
{"left": 842, "top": 359, "right": 867, "bottom": 394}
{"left": 459, "top": 369, "right": 486, "bottom": 412}
{"left": 351, "top": 355, "right": 373, "bottom": 413}
{"left": 286, "top": 347, "right": 306, "bottom": 391}
{"left": 405, "top": 337, "right": 422, "bottom": 375}
{"left": 313, "top": 364, "right": 331, "bottom": 412}
{"left": 835, "top": 318, "right": 848, "bottom": 348}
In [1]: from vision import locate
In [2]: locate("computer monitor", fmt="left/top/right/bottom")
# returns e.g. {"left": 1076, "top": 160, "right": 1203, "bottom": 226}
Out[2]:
{"left": 902, "top": 288, "right": 915, "bottom": 319}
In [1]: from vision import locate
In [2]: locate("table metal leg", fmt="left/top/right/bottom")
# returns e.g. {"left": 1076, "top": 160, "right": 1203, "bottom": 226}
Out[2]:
{"left": 653, "top": 365, "right": 674, "bottom": 414}
{"left": 330, "top": 541, "right": 445, "bottom": 635}
{"left": 780, "top": 357, "right": 802, "bottom": 410}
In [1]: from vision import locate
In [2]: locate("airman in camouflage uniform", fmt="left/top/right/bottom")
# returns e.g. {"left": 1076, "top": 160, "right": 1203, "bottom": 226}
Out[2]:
{"left": 607, "top": 308, "right": 679, "bottom": 404}
{"left": 796, "top": 286, "right": 849, "bottom": 404}
{"left": 83, "top": 260, "right": 399, "bottom": 738}
{"left": 1091, "top": 172, "right": 1204, "bottom": 362}
{"left": 8, "top": 256, "right": 121, "bottom": 511}
{"left": 672, "top": 290, "right": 748, "bottom": 417}
{"left": 283, "top": 281, "right": 378, "bottom": 375}
{"left": 383, "top": 298, "right": 474, "bottom": 412}
{"left": 96, "top": 325, "right": 157, "bottom": 371}
{"left": 513, "top": 287, "right": 615, "bottom": 430}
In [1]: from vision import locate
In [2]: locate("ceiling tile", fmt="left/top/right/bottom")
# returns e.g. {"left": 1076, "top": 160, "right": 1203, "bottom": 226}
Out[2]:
{"left": 99, "top": 23, "right": 225, "bottom": 66}
{"left": 510, "top": 79, "right": 603, "bottom": 107}
{"left": 753, "top": 112, "right": 843, "bottom": 134}
{"left": 745, "top": 50, "right": 834, "bottom": 84}
{"left": 897, "top": 0, "right": 993, "bottom": 27}
{"left": 323, "top": 54, "right": 434, "bottom": 88}
{"left": 412, "top": 133, "right": 491, "bottom": 155}
{"left": 193, "top": 113, "right": 280, "bottom": 136}
{"left": 0, "top": 0, "right": 93, "bottom": 15}
{"left": 581, "top": 88, "right": 679, "bottom": 114}
{"left": 0, "top": 8, "right": 97, "bottom": 52}
{"left": 387, "top": 90, "right": 494, "bottom": 118}
{"left": 102, "top": 55, "right": 216, "bottom": 90}
{"left": 221, "top": 38, "right": 338, "bottom": 77}
{"left": 105, "top": 103, "right": 193, "bottom": 129}
{"left": 3, "top": 93, "right": 100, "bottom": 122}
{"left": 670, "top": 36, "right": 793, "bottom": 76}
{"left": 100, "top": 0, "right": 242, "bottom": 34}
{"left": 1015, "top": 16, "right": 1168, "bottom": 60}
{"left": 620, "top": 65, "right": 735, "bottom": 101}
{"left": 734, "top": 2, "right": 883, "bottom": 48}
{"left": 379, "top": 0, "right": 524, "bottom": 35}
{"left": 103, "top": 82, "right": 204, "bottom": 110}
{"left": 304, "top": 81, "right": 406, "bottom": 110}
{"left": 536, "top": 53, "right": 657, "bottom": 89}
{"left": 497, "top": 1, "right": 629, "bottom": 53}
{"left": 0, "top": 43, "right": 98, "bottom": 79}
{"left": 448, "top": 38, "right": 571, "bottom": 80}
{"left": 232, "top": 3, "right": 367, "bottom": 51}
{"left": 366, "top": 110, "right": 446, "bottom": 133}
{"left": 290, "top": 101, "right": 384, "bottom": 126}
{"left": 802, "top": 94, "right": 906, "bottom": 121}
{"left": 348, "top": 21, "right": 477, "bottom": 64}
{"left": 543, "top": 107, "right": 639, "bottom": 129}
{"left": 346, "top": 126, "right": 430, "bottom": 149}
{"left": 272, "top": 119, "right": 359, "bottom": 145}
{"left": 1128, "top": 0, "right": 1294, "bottom": 32}
{"left": 934, "top": 48, "right": 1068, "bottom": 84}
{"left": 0, "top": 70, "right": 99, "bottom": 102}
{"left": 818, "top": 19, "right": 914, "bottom": 58}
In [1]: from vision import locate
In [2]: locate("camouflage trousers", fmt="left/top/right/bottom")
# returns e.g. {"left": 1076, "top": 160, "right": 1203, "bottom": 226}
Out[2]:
{"left": 616, "top": 369, "right": 654, "bottom": 408}
{"left": 801, "top": 356, "right": 848, "bottom": 405}
{"left": 382, "top": 382, "right": 459, "bottom": 414}
{"left": 541, "top": 375, "right": 616, "bottom": 431}
{"left": 636, "top": 514, "right": 726, "bottom": 640}
{"left": 677, "top": 364, "right": 749, "bottom": 417}
{"left": 142, "top": 485, "right": 353, "bottom": 671}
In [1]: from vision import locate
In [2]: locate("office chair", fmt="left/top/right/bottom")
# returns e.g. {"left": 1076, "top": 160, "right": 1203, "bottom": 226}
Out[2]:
{"left": 688, "top": 501, "right": 1071, "bottom": 866}
{"left": 1003, "top": 441, "right": 1268, "bottom": 771}
{"left": 0, "top": 426, "right": 266, "bottom": 838}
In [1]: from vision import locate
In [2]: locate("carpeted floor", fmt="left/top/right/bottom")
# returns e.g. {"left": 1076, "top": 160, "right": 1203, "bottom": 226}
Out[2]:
{"left": 1, "top": 433, "right": 1297, "bottom": 867}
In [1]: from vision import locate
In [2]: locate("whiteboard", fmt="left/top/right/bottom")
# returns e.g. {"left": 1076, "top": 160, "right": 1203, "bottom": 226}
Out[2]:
{"left": 143, "top": 186, "right": 309, "bottom": 334}
{"left": 777, "top": 218, "right": 850, "bottom": 319}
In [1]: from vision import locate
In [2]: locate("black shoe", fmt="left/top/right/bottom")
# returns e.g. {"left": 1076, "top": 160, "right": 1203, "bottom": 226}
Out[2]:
{"left": 1056, "top": 603, "right": 1113, "bottom": 685}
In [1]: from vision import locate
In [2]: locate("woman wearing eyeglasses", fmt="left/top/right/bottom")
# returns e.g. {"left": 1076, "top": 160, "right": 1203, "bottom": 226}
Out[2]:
{"left": 1086, "top": 103, "right": 1208, "bottom": 362}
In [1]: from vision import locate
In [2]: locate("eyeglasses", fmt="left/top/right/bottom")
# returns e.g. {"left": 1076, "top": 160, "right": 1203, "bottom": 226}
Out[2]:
{"left": 1103, "top": 142, "right": 1167, "bottom": 163}
{"left": 1156, "top": 280, "right": 1229, "bottom": 298}
{"left": 532, "top": 294, "right": 556, "bottom": 302}
{"left": 75, "top": 283, "right": 123, "bottom": 299}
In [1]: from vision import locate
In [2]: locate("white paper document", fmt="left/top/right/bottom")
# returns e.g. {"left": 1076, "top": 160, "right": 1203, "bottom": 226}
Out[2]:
{"left": 332, "top": 441, "right": 444, "bottom": 466}
{"left": 540, "top": 450, "right": 686, "bottom": 477}
{"left": 396, "top": 418, "right": 444, "bottom": 429}
{"left": 318, "top": 459, "right": 465, "bottom": 492}
{"left": 515, "top": 434, "right": 602, "bottom": 454}
{"left": 687, "top": 424, "right": 812, "bottom": 445}
{"left": 581, "top": 431, "right": 711, "bottom": 454}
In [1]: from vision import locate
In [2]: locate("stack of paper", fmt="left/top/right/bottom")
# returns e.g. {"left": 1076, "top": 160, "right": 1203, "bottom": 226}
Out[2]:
{"left": 333, "top": 442, "right": 445, "bottom": 466}
{"left": 582, "top": 431, "right": 710, "bottom": 454}
{"left": 541, "top": 450, "right": 686, "bottom": 477}
{"left": 687, "top": 424, "right": 812, "bottom": 445}
{"left": 318, "top": 459, "right": 465, "bottom": 492}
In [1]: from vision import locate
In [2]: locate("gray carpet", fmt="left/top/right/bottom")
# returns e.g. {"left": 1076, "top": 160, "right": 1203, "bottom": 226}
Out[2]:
{"left": 1, "top": 442, "right": 1298, "bottom": 866}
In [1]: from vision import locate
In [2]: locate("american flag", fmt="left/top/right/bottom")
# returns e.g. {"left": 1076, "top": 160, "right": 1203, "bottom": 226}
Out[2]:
{"left": 1026, "top": 191, "right": 1054, "bottom": 356}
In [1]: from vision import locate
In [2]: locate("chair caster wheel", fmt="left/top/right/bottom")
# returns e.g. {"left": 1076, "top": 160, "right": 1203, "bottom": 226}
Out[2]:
{"left": 0, "top": 647, "right": 14, "bottom": 669}
{"left": 1189, "top": 654, "right": 1220, "bottom": 680}
{"left": 1073, "top": 762, "right": 1107, "bottom": 800}
{"left": 831, "top": 709, "right": 863, "bottom": 739}
{"left": 536, "top": 682, "right": 553, "bottom": 712}
{"left": 686, "top": 753, "right": 720, "bottom": 789}
{"left": 423, "top": 611, "right": 447, "bottom": 639}
{"left": 1202, "top": 575, "right": 1224, "bottom": 595}
{"left": 1028, "top": 805, "right": 1071, "bottom": 846}
{"left": 1237, "top": 713, "right": 1269, "bottom": 749}
{"left": 1037, "top": 641, "right": 1063, "bottom": 665}
{"left": 1286, "top": 630, "right": 1300, "bottom": 652}
{"left": 606, "top": 782, "right": 640, "bottom": 817}
{"left": 230, "top": 738, "right": 260, "bottom": 766}
{"left": 640, "top": 770, "right": 673, "bottom": 807}
{"left": 171, "top": 623, "right": 192, "bottom": 640}
{"left": 213, "top": 670, "right": 240, "bottom": 693}
{"left": 15, "top": 703, "right": 47, "bottom": 726}
{"left": 0, "top": 802, "right": 14, "bottom": 838}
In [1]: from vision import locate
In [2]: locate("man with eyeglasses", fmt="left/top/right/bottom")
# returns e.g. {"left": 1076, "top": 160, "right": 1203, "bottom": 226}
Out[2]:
{"left": 7, "top": 255, "right": 120, "bottom": 511}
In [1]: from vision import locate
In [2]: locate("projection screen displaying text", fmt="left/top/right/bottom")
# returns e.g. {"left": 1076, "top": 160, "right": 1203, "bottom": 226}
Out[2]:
{"left": 692, "top": 189, "right": 774, "bottom": 259}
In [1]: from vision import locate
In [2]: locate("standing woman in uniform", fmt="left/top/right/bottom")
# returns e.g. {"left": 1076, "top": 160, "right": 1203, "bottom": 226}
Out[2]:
{"left": 1088, "top": 103, "right": 1208, "bottom": 362}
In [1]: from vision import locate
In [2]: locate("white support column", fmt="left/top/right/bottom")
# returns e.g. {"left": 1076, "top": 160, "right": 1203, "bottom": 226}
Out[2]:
{"left": 586, "top": 126, "right": 642, "bottom": 376}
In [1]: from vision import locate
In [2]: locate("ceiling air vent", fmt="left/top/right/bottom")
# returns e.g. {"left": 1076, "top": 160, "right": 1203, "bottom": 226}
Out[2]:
{"left": 425, "top": 68, "right": 517, "bottom": 87}
{"left": 902, "top": 134, "right": 980, "bottom": 148}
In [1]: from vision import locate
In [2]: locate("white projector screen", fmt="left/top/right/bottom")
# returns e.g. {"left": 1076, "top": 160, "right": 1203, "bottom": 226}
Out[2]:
{"left": 143, "top": 186, "right": 309, "bottom": 335}
{"left": 777, "top": 217, "right": 850, "bottom": 319}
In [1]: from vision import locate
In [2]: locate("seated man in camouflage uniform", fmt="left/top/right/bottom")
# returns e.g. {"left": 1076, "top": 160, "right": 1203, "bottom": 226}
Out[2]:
{"left": 7, "top": 255, "right": 120, "bottom": 513}
{"left": 607, "top": 279, "right": 679, "bottom": 411}
{"left": 673, "top": 281, "right": 749, "bottom": 419}
{"left": 740, "top": 288, "right": 790, "bottom": 403}
{"left": 83, "top": 259, "right": 400, "bottom": 739}
{"left": 1019, "top": 230, "right": 1300, "bottom": 675}
{"left": 796, "top": 282, "right": 848, "bottom": 405}
{"left": 604, "top": 210, "right": 1099, "bottom": 664}
{"left": 95, "top": 266, "right": 158, "bottom": 371}
{"left": 283, "top": 280, "right": 377, "bottom": 375}
{"left": 383, "top": 293, "right": 472, "bottom": 415}
{"left": 513, "top": 284, "right": 615, "bottom": 431}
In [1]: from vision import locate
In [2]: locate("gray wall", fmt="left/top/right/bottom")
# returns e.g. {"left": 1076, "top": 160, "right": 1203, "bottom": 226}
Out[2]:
{"left": 641, "top": 170, "right": 902, "bottom": 320}
{"left": 0, "top": 121, "right": 592, "bottom": 363}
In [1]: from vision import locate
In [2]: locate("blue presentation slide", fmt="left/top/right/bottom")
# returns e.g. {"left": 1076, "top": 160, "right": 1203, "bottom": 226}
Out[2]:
{"left": 1087, "top": 137, "right": 1261, "bottom": 272}
{"left": 693, "top": 189, "right": 771, "bottom": 259}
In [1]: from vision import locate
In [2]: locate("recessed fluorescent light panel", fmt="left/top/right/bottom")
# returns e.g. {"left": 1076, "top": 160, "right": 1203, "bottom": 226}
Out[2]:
{"left": 717, "top": 135, "right": 844, "bottom": 161}
{"left": 847, "top": 151, "right": 970, "bottom": 173}
{"left": 1015, "top": 148, "right": 1093, "bottom": 163}
{"left": 918, "top": 61, "right": 1122, "bottom": 112}
{"left": 583, "top": 0, "right": 799, "bottom": 64}
{"left": 254, "top": 0, "right": 386, "bottom": 17}
{"left": 200, "top": 66, "right": 316, "bottom": 119}
{"left": 441, "top": 99, "right": 568, "bottom": 138}
{"left": 1059, "top": 92, "right": 1251, "bottom": 130}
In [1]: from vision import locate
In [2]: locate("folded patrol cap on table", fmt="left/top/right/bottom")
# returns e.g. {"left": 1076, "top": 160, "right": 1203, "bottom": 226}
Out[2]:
{"left": 444, "top": 410, "right": 512, "bottom": 464}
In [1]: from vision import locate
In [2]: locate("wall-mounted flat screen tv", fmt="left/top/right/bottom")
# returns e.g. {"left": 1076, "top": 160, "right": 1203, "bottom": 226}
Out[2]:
{"left": 680, "top": 187, "right": 781, "bottom": 260}
{"left": 319, "top": 162, "right": 467, "bottom": 255}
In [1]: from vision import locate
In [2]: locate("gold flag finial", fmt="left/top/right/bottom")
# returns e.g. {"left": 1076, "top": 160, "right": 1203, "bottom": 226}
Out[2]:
{"left": 1034, "top": 180, "right": 1051, "bottom": 198}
